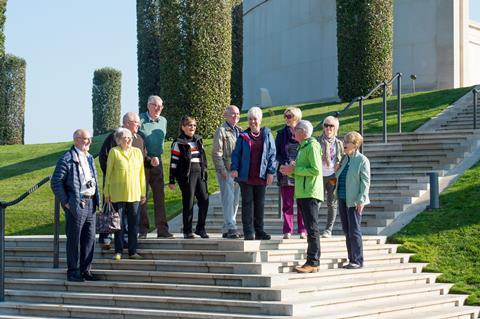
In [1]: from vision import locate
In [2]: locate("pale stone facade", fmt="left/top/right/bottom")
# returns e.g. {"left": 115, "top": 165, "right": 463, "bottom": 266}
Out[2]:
{"left": 243, "top": 0, "right": 479, "bottom": 107}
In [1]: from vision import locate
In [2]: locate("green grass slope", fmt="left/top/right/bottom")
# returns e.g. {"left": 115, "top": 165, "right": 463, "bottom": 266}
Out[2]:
{"left": 390, "top": 161, "right": 480, "bottom": 305}
{"left": 0, "top": 86, "right": 472, "bottom": 235}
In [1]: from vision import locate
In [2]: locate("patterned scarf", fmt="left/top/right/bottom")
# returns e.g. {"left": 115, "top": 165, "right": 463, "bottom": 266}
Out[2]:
{"left": 320, "top": 133, "right": 336, "bottom": 167}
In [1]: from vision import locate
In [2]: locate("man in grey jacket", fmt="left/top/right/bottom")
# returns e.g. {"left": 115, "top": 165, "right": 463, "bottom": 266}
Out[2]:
{"left": 212, "top": 105, "right": 242, "bottom": 238}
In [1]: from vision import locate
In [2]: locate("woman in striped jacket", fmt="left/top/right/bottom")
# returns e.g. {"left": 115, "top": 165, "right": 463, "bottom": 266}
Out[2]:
{"left": 168, "top": 116, "right": 209, "bottom": 239}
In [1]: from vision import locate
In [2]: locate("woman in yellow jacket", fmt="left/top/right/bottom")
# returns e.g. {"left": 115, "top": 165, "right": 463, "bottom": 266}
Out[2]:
{"left": 104, "top": 128, "right": 146, "bottom": 260}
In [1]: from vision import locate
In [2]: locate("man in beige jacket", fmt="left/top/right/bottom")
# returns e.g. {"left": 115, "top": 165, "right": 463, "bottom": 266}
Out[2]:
{"left": 212, "top": 105, "right": 242, "bottom": 238}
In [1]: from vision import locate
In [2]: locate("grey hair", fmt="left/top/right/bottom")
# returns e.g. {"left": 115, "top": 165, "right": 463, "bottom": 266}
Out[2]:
{"left": 147, "top": 95, "right": 162, "bottom": 105}
{"left": 323, "top": 115, "right": 340, "bottom": 133}
{"left": 122, "top": 112, "right": 140, "bottom": 125}
{"left": 247, "top": 106, "right": 263, "bottom": 120}
{"left": 295, "top": 120, "right": 313, "bottom": 138}
{"left": 73, "top": 128, "right": 90, "bottom": 140}
{"left": 114, "top": 127, "right": 132, "bottom": 145}
{"left": 224, "top": 105, "right": 239, "bottom": 115}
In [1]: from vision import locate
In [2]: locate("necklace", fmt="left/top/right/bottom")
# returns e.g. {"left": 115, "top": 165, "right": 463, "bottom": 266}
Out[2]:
{"left": 250, "top": 130, "right": 261, "bottom": 138}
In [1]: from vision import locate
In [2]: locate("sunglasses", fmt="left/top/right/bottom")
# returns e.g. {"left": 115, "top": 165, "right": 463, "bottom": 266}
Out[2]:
{"left": 284, "top": 113, "right": 294, "bottom": 120}
{"left": 324, "top": 123, "right": 335, "bottom": 128}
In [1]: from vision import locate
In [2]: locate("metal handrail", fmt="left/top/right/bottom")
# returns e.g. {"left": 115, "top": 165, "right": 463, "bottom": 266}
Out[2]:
{"left": 0, "top": 152, "right": 100, "bottom": 302}
{"left": 473, "top": 88, "right": 479, "bottom": 129}
{"left": 0, "top": 176, "right": 52, "bottom": 302}
{"left": 314, "top": 72, "right": 403, "bottom": 142}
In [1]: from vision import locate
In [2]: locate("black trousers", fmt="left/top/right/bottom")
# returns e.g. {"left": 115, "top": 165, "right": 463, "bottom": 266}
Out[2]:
{"left": 297, "top": 198, "right": 321, "bottom": 266}
{"left": 239, "top": 182, "right": 266, "bottom": 237}
{"left": 178, "top": 172, "right": 209, "bottom": 234}
{"left": 338, "top": 198, "right": 364, "bottom": 266}
{"left": 65, "top": 198, "right": 96, "bottom": 277}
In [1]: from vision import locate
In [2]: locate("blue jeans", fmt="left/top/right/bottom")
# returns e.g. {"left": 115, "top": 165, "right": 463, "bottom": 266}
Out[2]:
{"left": 216, "top": 172, "right": 240, "bottom": 233}
{"left": 338, "top": 198, "right": 364, "bottom": 266}
{"left": 113, "top": 202, "right": 140, "bottom": 256}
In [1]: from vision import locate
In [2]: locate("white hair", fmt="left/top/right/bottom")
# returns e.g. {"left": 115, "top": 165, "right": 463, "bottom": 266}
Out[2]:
{"left": 295, "top": 120, "right": 313, "bottom": 138}
{"left": 147, "top": 95, "right": 162, "bottom": 105}
{"left": 114, "top": 127, "right": 132, "bottom": 144}
{"left": 122, "top": 112, "right": 140, "bottom": 125}
{"left": 247, "top": 106, "right": 262, "bottom": 120}
{"left": 73, "top": 128, "right": 90, "bottom": 140}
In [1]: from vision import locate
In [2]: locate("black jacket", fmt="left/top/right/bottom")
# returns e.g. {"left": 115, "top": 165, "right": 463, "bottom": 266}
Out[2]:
{"left": 169, "top": 133, "right": 208, "bottom": 184}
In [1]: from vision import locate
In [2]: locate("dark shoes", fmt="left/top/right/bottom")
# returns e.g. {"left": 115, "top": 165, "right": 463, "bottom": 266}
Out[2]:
{"left": 67, "top": 274, "right": 85, "bottom": 282}
{"left": 223, "top": 229, "right": 241, "bottom": 239}
{"left": 255, "top": 232, "right": 271, "bottom": 240}
{"left": 194, "top": 230, "right": 210, "bottom": 239}
{"left": 343, "top": 263, "right": 362, "bottom": 269}
{"left": 157, "top": 232, "right": 175, "bottom": 239}
{"left": 295, "top": 263, "right": 319, "bottom": 273}
{"left": 184, "top": 233, "right": 195, "bottom": 239}
{"left": 82, "top": 271, "right": 100, "bottom": 281}
{"left": 244, "top": 234, "right": 254, "bottom": 240}
{"left": 138, "top": 234, "right": 147, "bottom": 239}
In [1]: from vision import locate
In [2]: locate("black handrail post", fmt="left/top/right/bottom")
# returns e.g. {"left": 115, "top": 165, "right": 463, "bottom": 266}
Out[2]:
{"left": 359, "top": 97, "right": 364, "bottom": 137}
{"left": 397, "top": 73, "right": 402, "bottom": 133}
{"left": 382, "top": 81, "right": 388, "bottom": 144}
{"left": 0, "top": 204, "right": 5, "bottom": 302}
{"left": 53, "top": 197, "right": 60, "bottom": 268}
{"left": 474, "top": 89, "right": 478, "bottom": 130}
{"left": 277, "top": 190, "right": 282, "bottom": 219}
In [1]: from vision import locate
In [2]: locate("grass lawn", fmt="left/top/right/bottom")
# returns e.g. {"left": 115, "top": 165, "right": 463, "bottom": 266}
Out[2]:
{"left": 0, "top": 86, "right": 473, "bottom": 235}
{"left": 389, "top": 161, "right": 480, "bottom": 305}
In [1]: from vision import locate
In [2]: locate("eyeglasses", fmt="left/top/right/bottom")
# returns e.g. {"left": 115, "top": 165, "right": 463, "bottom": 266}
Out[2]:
{"left": 184, "top": 124, "right": 197, "bottom": 128}
{"left": 324, "top": 123, "right": 335, "bottom": 128}
{"left": 284, "top": 113, "right": 294, "bottom": 120}
{"left": 229, "top": 113, "right": 240, "bottom": 117}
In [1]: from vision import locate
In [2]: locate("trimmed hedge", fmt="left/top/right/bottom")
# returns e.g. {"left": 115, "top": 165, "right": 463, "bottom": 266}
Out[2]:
{"left": 230, "top": 0, "right": 243, "bottom": 108}
{"left": 0, "top": 0, "right": 6, "bottom": 59}
{"left": 336, "top": 0, "right": 393, "bottom": 101}
{"left": 92, "top": 67, "right": 122, "bottom": 136}
{"left": 0, "top": 54, "right": 26, "bottom": 145}
{"left": 158, "top": 0, "right": 187, "bottom": 138}
{"left": 136, "top": 0, "right": 161, "bottom": 113}
{"left": 184, "top": 0, "right": 232, "bottom": 137}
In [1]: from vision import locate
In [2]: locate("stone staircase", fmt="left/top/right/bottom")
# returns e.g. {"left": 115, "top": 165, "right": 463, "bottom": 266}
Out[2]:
{"left": 1, "top": 235, "right": 479, "bottom": 318}
{"left": 177, "top": 129, "right": 480, "bottom": 236}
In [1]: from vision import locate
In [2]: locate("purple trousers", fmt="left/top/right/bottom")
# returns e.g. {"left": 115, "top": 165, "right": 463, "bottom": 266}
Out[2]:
{"left": 281, "top": 186, "right": 305, "bottom": 234}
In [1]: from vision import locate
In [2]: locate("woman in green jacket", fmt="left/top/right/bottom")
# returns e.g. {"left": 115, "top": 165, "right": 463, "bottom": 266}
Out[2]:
{"left": 336, "top": 131, "right": 370, "bottom": 269}
{"left": 280, "top": 120, "right": 323, "bottom": 273}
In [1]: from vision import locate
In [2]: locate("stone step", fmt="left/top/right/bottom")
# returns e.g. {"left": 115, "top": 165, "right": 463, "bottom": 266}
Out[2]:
{"left": 0, "top": 302, "right": 288, "bottom": 319}
{"left": 382, "top": 307, "right": 480, "bottom": 319}
{"left": 294, "top": 284, "right": 461, "bottom": 317}
{"left": 5, "top": 290, "right": 294, "bottom": 316}
{"left": 5, "top": 278, "right": 282, "bottom": 302}
{"left": 303, "top": 293, "right": 469, "bottom": 318}
{"left": 6, "top": 267, "right": 278, "bottom": 287}
{"left": 278, "top": 272, "right": 441, "bottom": 298}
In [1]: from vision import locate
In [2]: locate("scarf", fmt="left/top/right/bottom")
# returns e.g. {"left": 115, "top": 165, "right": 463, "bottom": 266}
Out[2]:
{"left": 320, "top": 133, "right": 336, "bottom": 167}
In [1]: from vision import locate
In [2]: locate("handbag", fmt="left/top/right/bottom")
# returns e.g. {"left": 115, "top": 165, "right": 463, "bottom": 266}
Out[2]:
{"left": 96, "top": 202, "right": 121, "bottom": 234}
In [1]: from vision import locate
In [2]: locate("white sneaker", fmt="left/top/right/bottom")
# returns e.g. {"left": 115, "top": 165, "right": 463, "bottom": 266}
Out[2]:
{"left": 300, "top": 233, "right": 307, "bottom": 239}
{"left": 321, "top": 231, "right": 332, "bottom": 238}
{"left": 283, "top": 233, "right": 292, "bottom": 239}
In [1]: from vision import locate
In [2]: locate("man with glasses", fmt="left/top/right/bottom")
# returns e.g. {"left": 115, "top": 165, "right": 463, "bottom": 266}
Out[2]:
{"left": 212, "top": 105, "right": 242, "bottom": 239}
{"left": 98, "top": 112, "right": 148, "bottom": 248}
{"left": 138, "top": 95, "right": 174, "bottom": 238}
{"left": 51, "top": 129, "right": 100, "bottom": 282}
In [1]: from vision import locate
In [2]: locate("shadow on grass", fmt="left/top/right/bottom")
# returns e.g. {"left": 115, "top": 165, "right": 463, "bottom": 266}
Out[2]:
{"left": 0, "top": 139, "right": 104, "bottom": 182}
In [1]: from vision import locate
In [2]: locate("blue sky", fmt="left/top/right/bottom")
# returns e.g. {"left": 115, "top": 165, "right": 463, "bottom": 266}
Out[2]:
{"left": 5, "top": 1, "right": 137, "bottom": 144}
{"left": 4, "top": 1, "right": 480, "bottom": 144}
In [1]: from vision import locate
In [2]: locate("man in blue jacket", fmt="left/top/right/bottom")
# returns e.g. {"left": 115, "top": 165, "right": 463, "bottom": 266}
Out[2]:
{"left": 51, "top": 129, "right": 100, "bottom": 282}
